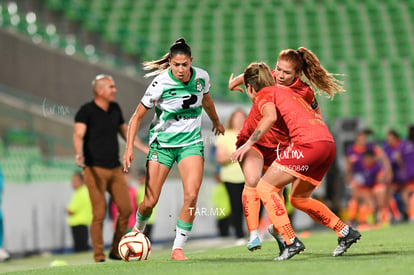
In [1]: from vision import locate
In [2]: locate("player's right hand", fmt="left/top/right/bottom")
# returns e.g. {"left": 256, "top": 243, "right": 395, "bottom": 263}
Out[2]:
{"left": 123, "top": 148, "right": 134, "bottom": 173}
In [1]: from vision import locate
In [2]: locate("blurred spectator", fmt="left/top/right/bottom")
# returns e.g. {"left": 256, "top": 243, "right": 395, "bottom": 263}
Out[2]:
{"left": 215, "top": 109, "right": 247, "bottom": 242}
{"left": 383, "top": 130, "right": 405, "bottom": 222}
{"left": 345, "top": 129, "right": 393, "bottom": 226}
{"left": 67, "top": 172, "right": 92, "bottom": 252}
{"left": 135, "top": 168, "right": 156, "bottom": 240}
{"left": 212, "top": 180, "right": 232, "bottom": 237}
{"left": 397, "top": 127, "right": 414, "bottom": 222}
{"left": 73, "top": 74, "right": 148, "bottom": 262}
{"left": 109, "top": 172, "right": 137, "bottom": 232}
{"left": 0, "top": 165, "right": 10, "bottom": 262}
{"left": 347, "top": 150, "right": 388, "bottom": 227}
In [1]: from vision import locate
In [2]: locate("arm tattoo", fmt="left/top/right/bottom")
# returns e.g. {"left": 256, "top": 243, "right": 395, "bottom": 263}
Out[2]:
{"left": 251, "top": 130, "right": 261, "bottom": 142}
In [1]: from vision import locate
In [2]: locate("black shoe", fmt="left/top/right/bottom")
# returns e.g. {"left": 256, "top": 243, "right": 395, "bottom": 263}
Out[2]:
{"left": 109, "top": 251, "right": 122, "bottom": 260}
{"left": 274, "top": 237, "right": 305, "bottom": 261}
{"left": 98, "top": 259, "right": 106, "bottom": 263}
{"left": 332, "top": 227, "right": 361, "bottom": 257}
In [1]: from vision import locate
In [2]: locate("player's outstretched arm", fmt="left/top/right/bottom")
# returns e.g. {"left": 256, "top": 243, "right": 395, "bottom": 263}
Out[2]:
{"left": 228, "top": 73, "right": 245, "bottom": 93}
{"left": 202, "top": 93, "right": 225, "bottom": 136}
{"left": 120, "top": 123, "right": 149, "bottom": 155}
{"left": 232, "top": 104, "right": 276, "bottom": 162}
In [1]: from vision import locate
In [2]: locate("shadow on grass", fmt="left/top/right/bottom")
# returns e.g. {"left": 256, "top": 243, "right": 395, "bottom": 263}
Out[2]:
{"left": 305, "top": 248, "right": 414, "bottom": 260}
{"left": 189, "top": 248, "right": 414, "bottom": 263}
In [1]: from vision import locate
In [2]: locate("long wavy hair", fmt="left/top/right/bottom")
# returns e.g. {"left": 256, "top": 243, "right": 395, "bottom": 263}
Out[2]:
{"left": 278, "top": 47, "right": 345, "bottom": 98}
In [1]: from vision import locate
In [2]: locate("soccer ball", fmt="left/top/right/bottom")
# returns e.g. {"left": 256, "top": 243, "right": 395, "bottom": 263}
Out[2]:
{"left": 118, "top": 231, "right": 151, "bottom": 261}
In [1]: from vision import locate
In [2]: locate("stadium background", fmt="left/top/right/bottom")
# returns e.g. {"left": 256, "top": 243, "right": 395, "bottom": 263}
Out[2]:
{"left": 0, "top": 0, "right": 413, "bottom": 255}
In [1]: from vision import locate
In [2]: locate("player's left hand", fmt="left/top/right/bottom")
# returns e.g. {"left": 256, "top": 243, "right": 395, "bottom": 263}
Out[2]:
{"left": 231, "top": 141, "right": 252, "bottom": 162}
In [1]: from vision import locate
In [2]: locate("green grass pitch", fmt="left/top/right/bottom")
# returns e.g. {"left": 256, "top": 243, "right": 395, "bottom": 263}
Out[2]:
{"left": 1, "top": 223, "right": 414, "bottom": 275}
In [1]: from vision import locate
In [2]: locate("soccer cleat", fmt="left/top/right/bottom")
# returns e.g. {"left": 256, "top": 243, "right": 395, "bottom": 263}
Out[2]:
{"left": 332, "top": 227, "right": 361, "bottom": 257}
{"left": 268, "top": 225, "right": 285, "bottom": 255}
{"left": 171, "top": 248, "right": 187, "bottom": 260}
{"left": 274, "top": 237, "right": 305, "bottom": 261}
{"left": 0, "top": 248, "right": 10, "bottom": 262}
{"left": 247, "top": 237, "right": 261, "bottom": 251}
{"left": 109, "top": 251, "right": 122, "bottom": 260}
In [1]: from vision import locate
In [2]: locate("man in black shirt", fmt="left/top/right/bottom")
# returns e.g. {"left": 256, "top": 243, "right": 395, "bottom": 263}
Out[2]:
{"left": 73, "top": 74, "right": 148, "bottom": 262}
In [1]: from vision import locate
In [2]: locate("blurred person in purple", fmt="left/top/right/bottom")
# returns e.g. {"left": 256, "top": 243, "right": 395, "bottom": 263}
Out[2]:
{"left": 386, "top": 127, "right": 414, "bottom": 222}
{"left": 347, "top": 150, "right": 387, "bottom": 227}
{"left": 345, "top": 129, "right": 392, "bottom": 226}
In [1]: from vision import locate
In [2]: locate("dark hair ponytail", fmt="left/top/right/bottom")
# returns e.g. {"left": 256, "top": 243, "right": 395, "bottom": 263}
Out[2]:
{"left": 143, "top": 38, "right": 192, "bottom": 78}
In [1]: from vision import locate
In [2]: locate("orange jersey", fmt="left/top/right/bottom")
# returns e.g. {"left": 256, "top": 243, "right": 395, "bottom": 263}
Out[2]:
{"left": 238, "top": 73, "right": 317, "bottom": 148}
{"left": 238, "top": 98, "right": 290, "bottom": 148}
{"left": 256, "top": 85, "right": 334, "bottom": 145}
{"left": 288, "top": 78, "right": 316, "bottom": 107}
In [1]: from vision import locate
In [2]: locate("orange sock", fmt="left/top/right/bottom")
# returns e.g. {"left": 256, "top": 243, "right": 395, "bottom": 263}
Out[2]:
{"left": 256, "top": 179, "right": 295, "bottom": 244}
{"left": 242, "top": 185, "right": 261, "bottom": 232}
{"left": 358, "top": 204, "right": 371, "bottom": 224}
{"left": 388, "top": 197, "right": 401, "bottom": 220}
{"left": 333, "top": 220, "right": 349, "bottom": 237}
{"left": 290, "top": 196, "right": 340, "bottom": 230}
{"left": 409, "top": 193, "right": 414, "bottom": 219}
{"left": 379, "top": 207, "right": 390, "bottom": 224}
{"left": 348, "top": 198, "right": 358, "bottom": 221}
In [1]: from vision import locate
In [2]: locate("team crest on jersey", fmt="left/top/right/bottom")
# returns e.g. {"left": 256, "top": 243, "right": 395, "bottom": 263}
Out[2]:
{"left": 195, "top": 80, "right": 204, "bottom": 93}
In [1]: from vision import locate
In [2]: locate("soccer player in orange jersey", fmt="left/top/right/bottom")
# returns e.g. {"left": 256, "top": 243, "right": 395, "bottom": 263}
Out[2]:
{"left": 232, "top": 62, "right": 361, "bottom": 261}
{"left": 229, "top": 48, "right": 345, "bottom": 252}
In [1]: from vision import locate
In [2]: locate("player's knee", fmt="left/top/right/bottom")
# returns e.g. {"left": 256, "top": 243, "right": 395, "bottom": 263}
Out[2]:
{"left": 183, "top": 192, "right": 198, "bottom": 207}
{"left": 119, "top": 204, "right": 133, "bottom": 218}
{"left": 244, "top": 174, "right": 261, "bottom": 188}
{"left": 290, "top": 196, "right": 310, "bottom": 210}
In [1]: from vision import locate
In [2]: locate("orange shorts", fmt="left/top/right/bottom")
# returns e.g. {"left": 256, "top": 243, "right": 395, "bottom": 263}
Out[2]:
{"left": 271, "top": 141, "right": 336, "bottom": 186}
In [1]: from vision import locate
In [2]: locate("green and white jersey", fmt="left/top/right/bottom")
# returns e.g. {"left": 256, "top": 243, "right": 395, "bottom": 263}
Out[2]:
{"left": 141, "top": 67, "right": 210, "bottom": 148}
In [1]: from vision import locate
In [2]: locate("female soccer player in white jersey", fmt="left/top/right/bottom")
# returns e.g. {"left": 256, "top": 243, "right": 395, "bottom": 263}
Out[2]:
{"left": 123, "top": 38, "right": 225, "bottom": 260}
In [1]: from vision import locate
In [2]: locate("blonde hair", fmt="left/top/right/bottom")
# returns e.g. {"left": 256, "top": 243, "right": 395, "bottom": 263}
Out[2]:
{"left": 243, "top": 62, "right": 275, "bottom": 92}
{"left": 278, "top": 47, "right": 345, "bottom": 98}
{"left": 143, "top": 38, "right": 192, "bottom": 78}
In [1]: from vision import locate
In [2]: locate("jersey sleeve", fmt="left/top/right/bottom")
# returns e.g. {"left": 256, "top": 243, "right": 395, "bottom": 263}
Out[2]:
{"left": 203, "top": 72, "right": 211, "bottom": 94}
{"left": 141, "top": 78, "right": 164, "bottom": 109}
{"left": 197, "top": 68, "right": 211, "bottom": 94}
{"left": 255, "top": 87, "right": 275, "bottom": 114}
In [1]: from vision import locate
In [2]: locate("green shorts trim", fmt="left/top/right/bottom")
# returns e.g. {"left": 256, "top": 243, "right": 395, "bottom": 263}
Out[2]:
{"left": 147, "top": 141, "right": 204, "bottom": 169}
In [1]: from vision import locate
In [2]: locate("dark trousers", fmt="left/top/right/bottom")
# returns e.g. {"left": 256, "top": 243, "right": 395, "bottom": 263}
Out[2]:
{"left": 224, "top": 182, "right": 245, "bottom": 238}
{"left": 217, "top": 217, "right": 230, "bottom": 237}
{"left": 71, "top": 225, "right": 89, "bottom": 252}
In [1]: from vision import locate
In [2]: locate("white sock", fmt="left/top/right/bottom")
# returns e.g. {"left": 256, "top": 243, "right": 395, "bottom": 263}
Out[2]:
{"left": 135, "top": 211, "right": 150, "bottom": 232}
{"left": 172, "top": 227, "right": 191, "bottom": 250}
{"left": 249, "top": 230, "right": 259, "bottom": 242}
